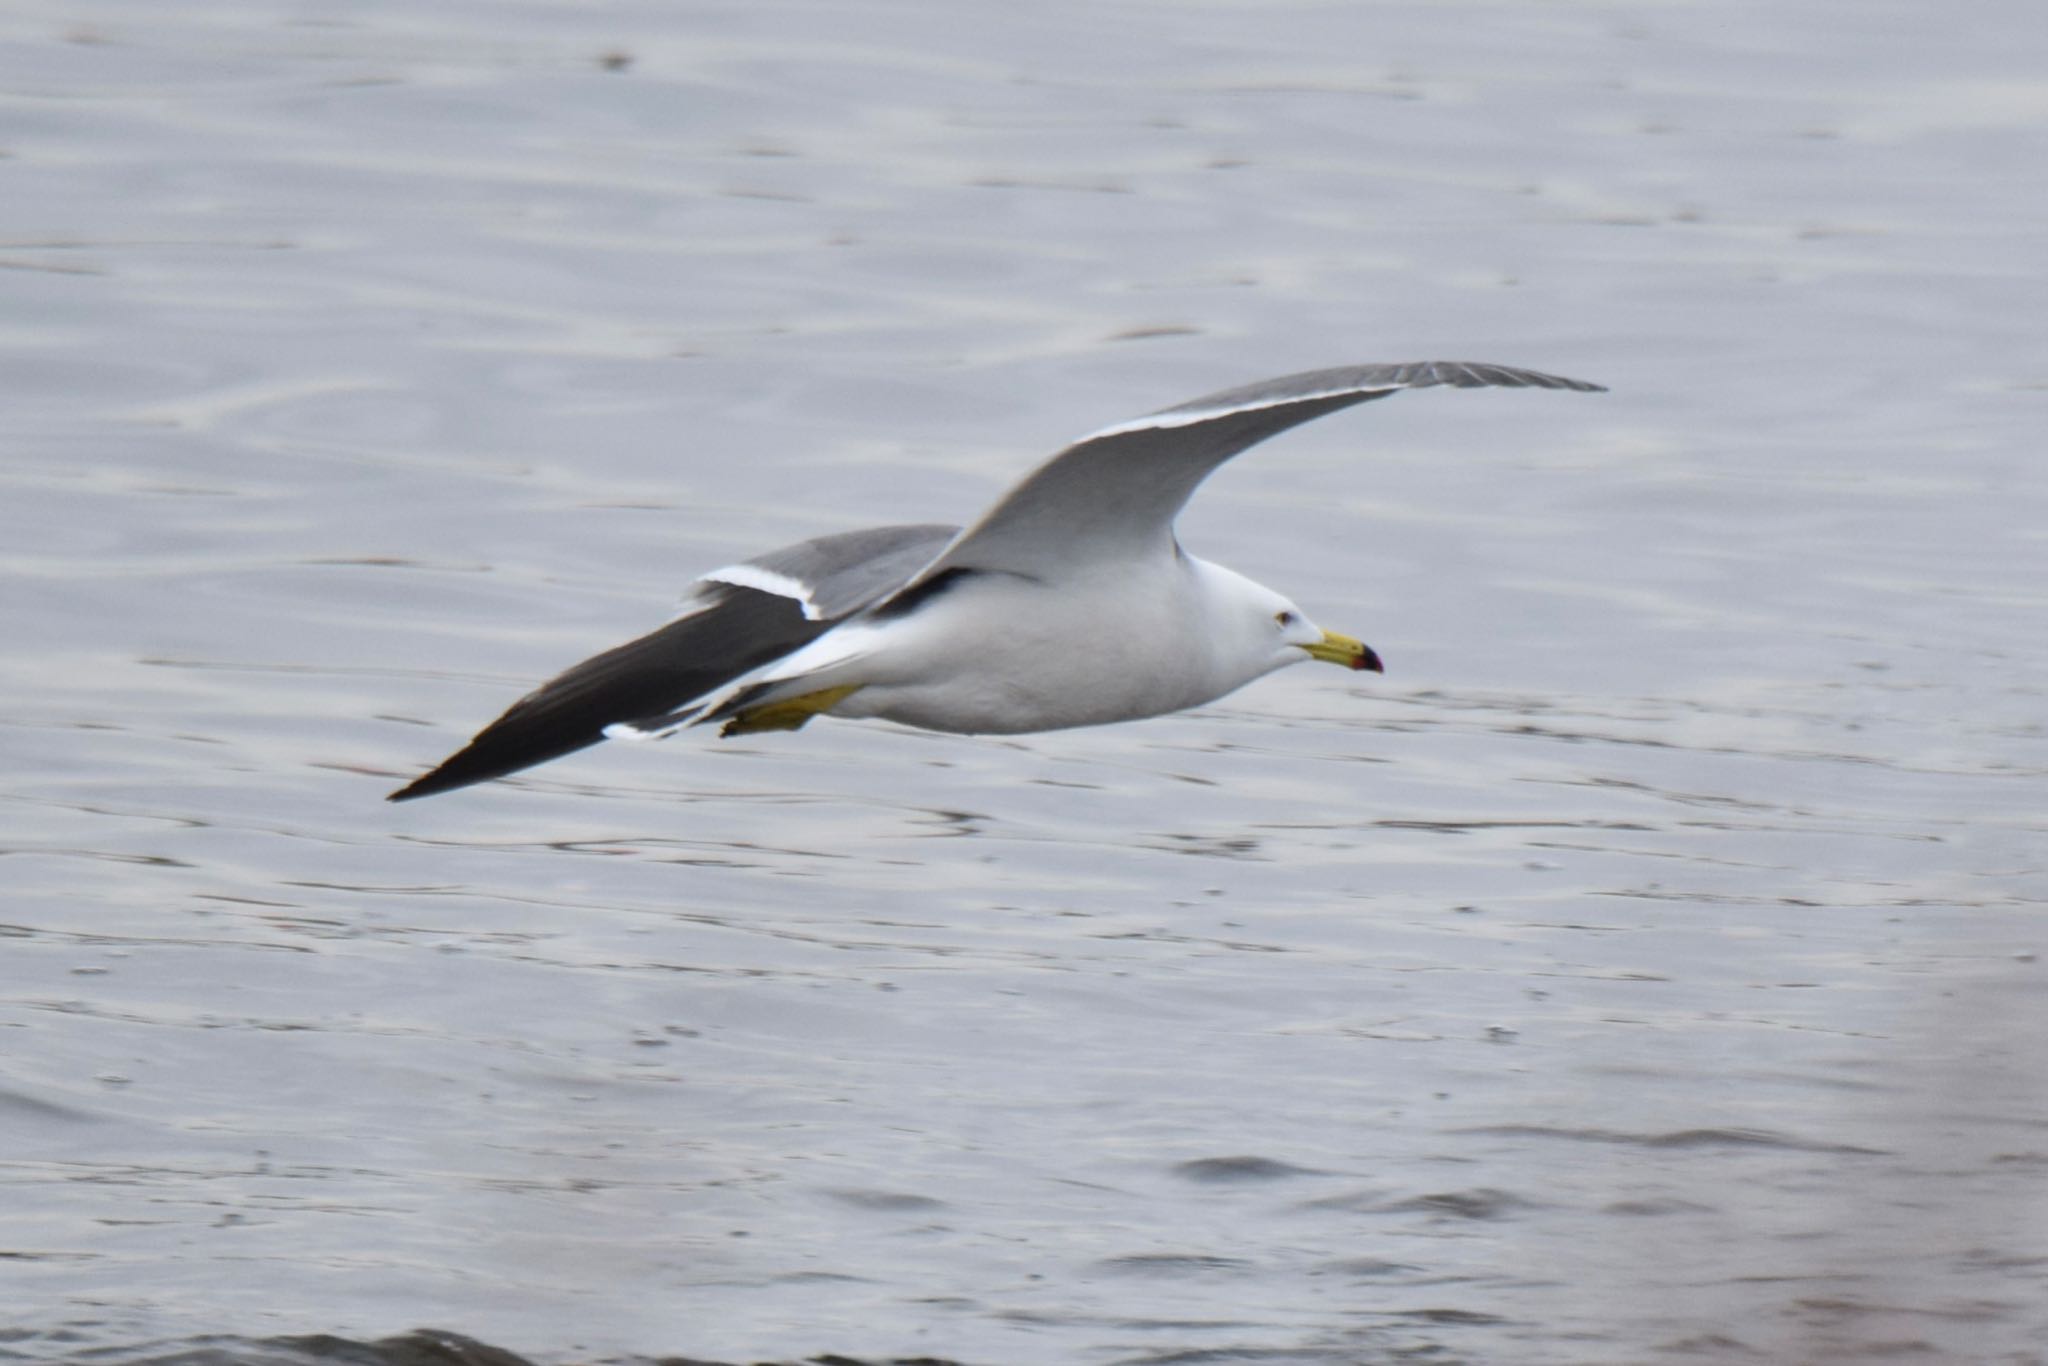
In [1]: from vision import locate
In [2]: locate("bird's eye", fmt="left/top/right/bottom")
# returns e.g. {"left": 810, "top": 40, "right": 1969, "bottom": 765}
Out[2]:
{"left": 1274, "top": 610, "right": 1297, "bottom": 626}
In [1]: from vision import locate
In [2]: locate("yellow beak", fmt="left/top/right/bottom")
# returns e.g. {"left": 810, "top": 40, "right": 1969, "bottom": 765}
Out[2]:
{"left": 1302, "top": 630, "right": 1384, "bottom": 673}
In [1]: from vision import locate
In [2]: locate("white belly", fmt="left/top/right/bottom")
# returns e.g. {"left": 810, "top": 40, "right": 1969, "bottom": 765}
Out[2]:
{"left": 840, "top": 567, "right": 1239, "bottom": 734}
{"left": 732, "top": 554, "right": 1307, "bottom": 737}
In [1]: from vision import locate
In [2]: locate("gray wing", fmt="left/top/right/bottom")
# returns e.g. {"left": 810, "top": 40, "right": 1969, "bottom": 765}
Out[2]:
{"left": 882, "top": 361, "right": 1604, "bottom": 596}
{"left": 703, "top": 522, "right": 960, "bottom": 620}
{"left": 387, "top": 523, "right": 956, "bottom": 800}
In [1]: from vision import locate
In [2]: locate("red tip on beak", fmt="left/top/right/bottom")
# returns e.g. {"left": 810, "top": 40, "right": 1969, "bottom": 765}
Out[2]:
{"left": 1355, "top": 645, "right": 1385, "bottom": 673}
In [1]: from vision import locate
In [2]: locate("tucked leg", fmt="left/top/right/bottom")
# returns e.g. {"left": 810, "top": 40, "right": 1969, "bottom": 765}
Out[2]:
{"left": 719, "top": 684, "right": 863, "bottom": 737}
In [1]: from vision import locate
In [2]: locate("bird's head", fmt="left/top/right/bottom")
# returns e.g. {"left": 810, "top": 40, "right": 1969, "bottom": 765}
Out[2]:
{"left": 1210, "top": 566, "right": 1383, "bottom": 681}
{"left": 1270, "top": 600, "right": 1382, "bottom": 675}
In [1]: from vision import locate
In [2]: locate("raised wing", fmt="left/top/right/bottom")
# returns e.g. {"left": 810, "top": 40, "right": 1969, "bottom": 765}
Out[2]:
{"left": 387, "top": 524, "right": 955, "bottom": 800}
{"left": 882, "top": 361, "right": 1604, "bottom": 595}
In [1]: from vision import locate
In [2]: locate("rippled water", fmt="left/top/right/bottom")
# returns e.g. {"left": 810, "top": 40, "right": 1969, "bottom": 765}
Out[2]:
{"left": 5, "top": 2, "right": 2046, "bottom": 1364}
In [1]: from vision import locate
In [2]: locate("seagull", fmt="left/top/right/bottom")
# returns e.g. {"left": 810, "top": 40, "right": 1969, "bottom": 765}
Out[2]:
{"left": 388, "top": 361, "right": 1603, "bottom": 801}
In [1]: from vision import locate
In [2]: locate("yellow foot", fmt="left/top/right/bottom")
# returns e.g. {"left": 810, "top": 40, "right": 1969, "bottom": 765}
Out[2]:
{"left": 719, "top": 684, "right": 863, "bottom": 737}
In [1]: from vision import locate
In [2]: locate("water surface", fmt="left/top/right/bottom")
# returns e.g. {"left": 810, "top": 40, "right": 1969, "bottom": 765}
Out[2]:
{"left": 4, "top": 2, "right": 2045, "bottom": 1363}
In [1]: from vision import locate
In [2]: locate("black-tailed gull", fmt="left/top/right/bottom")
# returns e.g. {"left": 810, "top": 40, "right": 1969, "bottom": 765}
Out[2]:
{"left": 389, "top": 361, "right": 1602, "bottom": 801}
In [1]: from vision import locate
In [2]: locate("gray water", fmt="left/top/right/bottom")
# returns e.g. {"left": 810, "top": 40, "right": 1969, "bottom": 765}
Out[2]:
{"left": 4, "top": 2, "right": 2046, "bottom": 1363}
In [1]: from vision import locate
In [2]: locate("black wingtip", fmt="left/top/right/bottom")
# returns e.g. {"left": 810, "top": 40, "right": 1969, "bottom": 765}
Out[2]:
{"left": 382, "top": 581, "right": 839, "bottom": 806}
{"left": 1419, "top": 361, "right": 1607, "bottom": 393}
{"left": 383, "top": 725, "right": 611, "bottom": 803}
{"left": 385, "top": 766, "right": 474, "bottom": 803}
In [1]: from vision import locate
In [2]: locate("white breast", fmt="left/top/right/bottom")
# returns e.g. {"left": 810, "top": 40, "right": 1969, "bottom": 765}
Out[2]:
{"left": 829, "top": 555, "right": 1298, "bottom": 735}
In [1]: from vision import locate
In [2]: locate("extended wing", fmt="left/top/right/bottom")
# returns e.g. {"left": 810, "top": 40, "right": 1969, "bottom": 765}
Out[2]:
{"left": 387, "top": 524, "right": 955, "bottom": 800}
{"left": 879, "top": 361, "right": 1604, "bottom": 599}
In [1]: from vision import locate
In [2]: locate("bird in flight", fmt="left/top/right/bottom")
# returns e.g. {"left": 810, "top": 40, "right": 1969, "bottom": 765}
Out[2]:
{"left": 389, "top": 360, "right": 1603, "bottom": 801}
